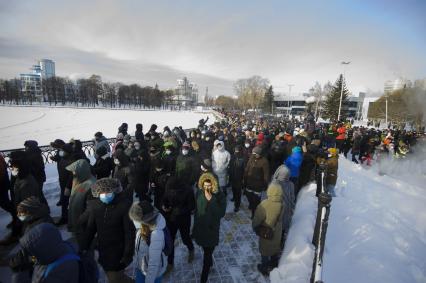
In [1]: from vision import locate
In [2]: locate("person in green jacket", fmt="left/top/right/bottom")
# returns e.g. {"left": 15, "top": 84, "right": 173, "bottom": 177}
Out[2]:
{"left": 65, "top": 159, "right": 96, "bottom": 244}
{"left": 192, "top": 173, "right": 226, "bottom": 283}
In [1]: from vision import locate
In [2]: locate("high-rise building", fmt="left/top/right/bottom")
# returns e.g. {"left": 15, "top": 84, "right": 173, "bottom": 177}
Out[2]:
{"left": 384, "top": 78, "right": 412, "bottom": 94}
{"left": 19, "top": 59, "right": 55, "bottom": 101}
{"left": 39, "top": 59, "right": 55, "bottom": 79}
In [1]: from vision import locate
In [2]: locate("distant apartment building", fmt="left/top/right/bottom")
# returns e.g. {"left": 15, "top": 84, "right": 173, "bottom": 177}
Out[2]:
{"left": 172, "top": 77, "right": 198, "bottom": 106}
{"left": 384, "top": 77, "right": 412, "bottom": 95}
{"left": 20, "top": 59, "right": 56, "bottom": 101}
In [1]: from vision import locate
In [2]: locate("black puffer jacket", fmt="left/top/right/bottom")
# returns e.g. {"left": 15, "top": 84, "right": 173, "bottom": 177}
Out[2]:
{"left": 80, "top": 193, "right": 135, "bottom": 272}
{"left": 20, "top": 223, "right": 79, "bottom": 283}
{"left": 14, "top": 173, "right": 44, "bottom": 207}
{"left": 113, "top": 150, "right": 133, "bottom": 197}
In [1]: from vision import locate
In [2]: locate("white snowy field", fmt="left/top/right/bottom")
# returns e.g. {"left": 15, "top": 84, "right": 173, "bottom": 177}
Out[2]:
{"left": 0, "top": 106, "right": 215, "bottom": 150}
{"left": 271, "top": 155, "right": 426, "bottom": 283}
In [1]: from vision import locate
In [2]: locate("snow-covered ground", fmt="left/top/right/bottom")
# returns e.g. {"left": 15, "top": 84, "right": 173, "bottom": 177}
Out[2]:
{"left": 0, "top": 106, "right": 215, "bottom": 150}
{"left": 271, "top": 153, "right": 426, "bottom": 283}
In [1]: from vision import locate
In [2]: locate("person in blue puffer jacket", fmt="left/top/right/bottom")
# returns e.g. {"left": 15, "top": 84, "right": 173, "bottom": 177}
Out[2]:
{"left": 284, "top": 146, "right": 303, "bottom": 196}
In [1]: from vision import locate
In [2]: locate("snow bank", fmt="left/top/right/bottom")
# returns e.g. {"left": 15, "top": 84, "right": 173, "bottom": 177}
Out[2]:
{"left": 269, "top": 183, "right": 317, "bottom": 283}
{"left": 0, "top": 106, "right": 215, "bottom": 150}
{"left": 272, "top": 155, "right": 426, "bottom": 283}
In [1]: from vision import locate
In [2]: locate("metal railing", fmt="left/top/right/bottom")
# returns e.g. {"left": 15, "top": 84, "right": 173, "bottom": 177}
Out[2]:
{"left": 310, "top": 163, "right": 333, "bottom": 283}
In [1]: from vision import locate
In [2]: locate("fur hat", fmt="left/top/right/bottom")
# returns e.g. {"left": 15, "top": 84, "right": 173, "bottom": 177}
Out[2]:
{"left": 129, "top": 201, "right": 159, "bottom": 224}
{"left": 198, "top": 172, "right": 219, "bottom": 193}
{"left": 91, "top": 178, "right": 122, "bottom": 198}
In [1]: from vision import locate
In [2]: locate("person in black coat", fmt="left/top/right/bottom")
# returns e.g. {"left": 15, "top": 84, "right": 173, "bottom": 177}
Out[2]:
{"left": 162, "top": 176, "right": 195, "bottom": 268}
{"left": 130, "top": 150, "right": 151, "bottom": 202}
{"left": 150, "top": 159, "right": 170, "bottom": 210}
{"left": 0, "top": 151, "right": 46, "bottom": 245}
{"left": 92, "top": 147, "right": 114, "bottom": 179}
{"left": 118, "top": 122, "right": 128, "bottom": 136}
{"left": 135, "top": 123, "right": 144, "bottom": 142}
{"left": 8, "top": 197, "right": 53, "bottom": 282}
{"left": 162, "top": 144, "right": 177, "bottom": 176}
{"left": 112, "top": 149, "right": 134, "bottom": 199}
{"left": 23, "top": 140, "right": 46, "bottom": 198}
{"left": 70, "top": 139, "right": 89, "bottom": 162}
{"left": 80, "top": 178, "right": 135, "bottom": 283}
{"left": 55, "top": 143, "right": 75, "bottom": 225}
{"left": 229, "top": 145, "right": 245, "bottom": 212}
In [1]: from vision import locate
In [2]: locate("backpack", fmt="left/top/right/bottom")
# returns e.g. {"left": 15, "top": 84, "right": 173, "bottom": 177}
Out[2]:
{"left": 43, "top": 243, "right": 99, "bottom": 283}
{"left": 162, "top": 227, "right": 173, "bottom": 257}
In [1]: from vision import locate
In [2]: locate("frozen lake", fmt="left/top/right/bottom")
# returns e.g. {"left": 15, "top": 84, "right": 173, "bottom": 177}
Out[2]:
{"left": 0, "top": 106, "right": 215, "bottom": 150}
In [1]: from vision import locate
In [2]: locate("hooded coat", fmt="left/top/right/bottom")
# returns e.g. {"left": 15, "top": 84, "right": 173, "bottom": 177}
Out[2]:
{"left": 24, "top": 140, "right": 46, "bottom": 187}
{"left": 271, "top": 165, "right": 295, "bottom": 234}
{"left": 162, "top": 176, "right": 195, "bottom": 222}
{"left": 134, "top": 214, "right": 168, "bottom": 282}
{"left": 285, "top": 147, "right": 303, "bottom": 178}
{"left": 211, "top": 140, "right": 231, "bottom": 187}
{"left": 94, "top": 136, "right": 110, "bottom": 158}
{"left": 113, "top": 150, "right": 134, "bottom": 198}
{"left": 20, "top": 223, "right": 79, "bottom": 283}
{"left": 252, "top": 183, "right": 283, "bottom": 257}
{"left": 192, "top": 180, "right": 226, "bottom": 248}
{"left": 66, "top": 159, "right": 96, "bottom": 235}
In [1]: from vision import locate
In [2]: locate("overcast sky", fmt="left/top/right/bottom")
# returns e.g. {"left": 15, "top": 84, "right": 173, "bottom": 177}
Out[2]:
{"left": 0, "top": 0, "right": 425, "bottom": 97}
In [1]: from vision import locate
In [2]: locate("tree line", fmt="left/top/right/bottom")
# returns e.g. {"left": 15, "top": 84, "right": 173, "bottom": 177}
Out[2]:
{"left": 0, "top": 75, "right": 177, "bottom": 109}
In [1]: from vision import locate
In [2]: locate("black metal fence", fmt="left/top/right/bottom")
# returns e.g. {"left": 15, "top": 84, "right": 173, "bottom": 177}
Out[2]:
{"left": 310, "top": 163, "right": 333, "bottom": 283}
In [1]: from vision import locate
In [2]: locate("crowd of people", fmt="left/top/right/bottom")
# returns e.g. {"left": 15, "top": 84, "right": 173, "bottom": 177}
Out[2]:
{"left": 0, "top": 110, "right": 422, "bottom": 283}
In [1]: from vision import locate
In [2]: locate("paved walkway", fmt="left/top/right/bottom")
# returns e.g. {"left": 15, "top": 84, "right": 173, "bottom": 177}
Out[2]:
{"left": 162, "top": 192, "right": 270, "bottom": 283}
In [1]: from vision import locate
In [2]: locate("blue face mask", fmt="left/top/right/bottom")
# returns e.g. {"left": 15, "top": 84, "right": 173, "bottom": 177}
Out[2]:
{"left": 99, "top": 192, "right": 115, "bottom": 204}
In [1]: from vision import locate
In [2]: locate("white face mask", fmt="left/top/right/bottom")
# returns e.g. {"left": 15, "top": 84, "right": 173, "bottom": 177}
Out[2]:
{"left": 11, "top": 168, "right": 19, "bottom": 177}
{"left": 59, "top": 150, "right": 65, "bottom": 157}
{"left": 133, "top": 220, "right": 142, "bottom": 229}
{"left": 135, "top": 145, "right": 141, "bottom": 150}
{"left": 182, "top": 149, "right": 189, "bottom": 156}
{"left": 165, "top": 150, "right": 172, "bottom": 155}
{"left": 245, "top": 143, "right": 250, "bottom": 148}
{"left": 201, "top": 165, "right": 207, "bottom": 172}
{"left": 114, "top": 158, "right": 120, "bottom": 165}
{"left": 18, "top": 215, "right": 28, "bottom": 222}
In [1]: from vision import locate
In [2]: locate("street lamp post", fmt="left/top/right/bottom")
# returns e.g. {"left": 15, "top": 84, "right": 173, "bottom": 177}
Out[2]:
{"left": 337, "top": 61, "right": 350, "bottom": 121}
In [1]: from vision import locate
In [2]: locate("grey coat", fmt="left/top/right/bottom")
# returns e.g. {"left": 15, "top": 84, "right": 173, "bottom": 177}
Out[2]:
{"left": 272, "top": 165, "right": 295, "bottom": 234}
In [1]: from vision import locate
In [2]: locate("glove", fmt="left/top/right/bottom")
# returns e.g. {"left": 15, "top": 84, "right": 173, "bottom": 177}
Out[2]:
{"left": 120, "top": 255, "right": 133, "bottom": 267}
{"left": 9, "top": 249, "right": 30, "bottom": 272}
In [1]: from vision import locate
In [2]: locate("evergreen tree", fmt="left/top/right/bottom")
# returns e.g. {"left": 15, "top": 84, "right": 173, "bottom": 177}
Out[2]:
{"left": 323, "top": 74, "right": 349, "bottom": 121}
{"left": 262, "top": 85, "right": 274, "bottom": 113}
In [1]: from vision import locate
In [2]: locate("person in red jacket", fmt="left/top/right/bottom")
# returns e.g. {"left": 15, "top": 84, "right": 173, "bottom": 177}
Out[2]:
{"left": 335, "top": 124, "right": 346, "bottom": 154}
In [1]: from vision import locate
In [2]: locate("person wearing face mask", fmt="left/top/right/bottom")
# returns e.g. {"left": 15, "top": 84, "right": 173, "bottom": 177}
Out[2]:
{"left": 54, "top": 143, "right": 75, "bottom": 226}
{"left": 131, "top": 150, "right": 151, "bottom": 203}
{"left": 80, "top": 178, "right": 135, "bottom": 283}
{"left": 192, "top": 177, "right": 226, "bottom": 283}
{"left": 0, "top": 151, "right": 43, "bottom": 246}
{"left": 243, "top": 146, "right": 270, "bottom": 218}
{"left": 112, "top": 149, "right": 134, "bottom": 200}
{"left": 8, "top": 197, "right": 53, "bottom": 282}
{"left": 65, "top": 159, "right": 96, "bottom": 243}
{"left": 212, "top": 140, "right": 231, "bottom": 196}
{"left": 175, "top": 142, "right": 196, "bottom": 187}
{"left": 162, "top": 144, "right": 176, "bottom": 176}
{"left": 129, "top": 200, "right": 168, "bottom": 283}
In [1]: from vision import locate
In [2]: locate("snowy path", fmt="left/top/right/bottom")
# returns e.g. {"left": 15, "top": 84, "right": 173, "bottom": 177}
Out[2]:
{"left": 0, "top": 106, "right": 215, "bottom": 150}
{"left": 271, "top": 156, "right": 426, "bottom": 283}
